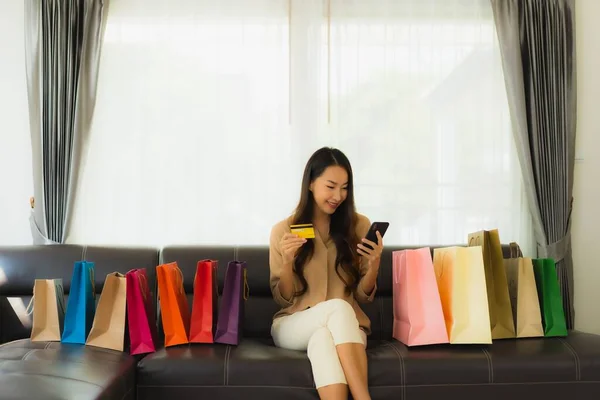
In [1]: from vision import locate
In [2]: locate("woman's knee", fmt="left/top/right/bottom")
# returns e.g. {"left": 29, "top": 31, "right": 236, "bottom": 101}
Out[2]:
{"left": 307, "top": 327, "right": 334, "bottom": 359}
{"left": 324, "top": 299, "right": 359, "bottom": 326}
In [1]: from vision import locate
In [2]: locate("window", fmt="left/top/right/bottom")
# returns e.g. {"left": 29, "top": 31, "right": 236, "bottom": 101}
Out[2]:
{"left": 69, "top": 0, "right": 532, "bottom": 250}
{"left": 0, "top": 1, "right": 33, "bottom": 245}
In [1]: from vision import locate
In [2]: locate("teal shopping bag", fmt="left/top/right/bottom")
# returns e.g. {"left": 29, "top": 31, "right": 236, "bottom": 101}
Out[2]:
{"left": 61, "top": 261, "right": 97, "bottom": 344}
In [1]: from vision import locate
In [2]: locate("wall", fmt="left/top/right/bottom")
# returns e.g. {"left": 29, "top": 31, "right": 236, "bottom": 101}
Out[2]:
{"left": 572, "top": 0, "right": 600, "bottom": 334}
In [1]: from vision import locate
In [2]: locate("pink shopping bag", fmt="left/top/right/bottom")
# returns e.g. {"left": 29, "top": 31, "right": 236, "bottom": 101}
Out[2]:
{"left": 392, "top": 248, "right": 449, "bottom": 346}
{"left": 126, "top": 268, "right": 159, "bottom": 355}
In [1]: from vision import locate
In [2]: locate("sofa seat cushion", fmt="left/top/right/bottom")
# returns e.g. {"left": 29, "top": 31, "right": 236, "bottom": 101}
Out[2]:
{"left": 385, "top": 331, "right": 600, "bottom": 400}
{"left": 136, "top": 338, "right": 403, "bottom": 399}
{"left": 138, "top": 332, "right": 600, "bottom": 400}
{"left": 0, "top": 339, "right": 136, "bottom": 400}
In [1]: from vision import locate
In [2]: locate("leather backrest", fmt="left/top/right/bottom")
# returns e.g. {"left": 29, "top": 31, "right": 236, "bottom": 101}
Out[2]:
{"left": 0, "top": 245, "right": 159, "bottom": 343}
{"left": 1, "top": 243, "right": 515, "bottom": 343}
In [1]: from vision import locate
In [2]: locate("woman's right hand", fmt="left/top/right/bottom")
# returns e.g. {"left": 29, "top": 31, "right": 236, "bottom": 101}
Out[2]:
{"left": 280, "top": 233, "right": 307, "bottom": 265}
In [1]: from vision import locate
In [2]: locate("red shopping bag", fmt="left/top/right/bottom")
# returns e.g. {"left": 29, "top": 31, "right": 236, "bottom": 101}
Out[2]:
{"left": 189, "top": 260, "right": 218, "bottom": 343}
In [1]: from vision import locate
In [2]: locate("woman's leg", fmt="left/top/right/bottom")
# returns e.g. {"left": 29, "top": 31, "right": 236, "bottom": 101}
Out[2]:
{"left": 271, "top": 299, "right": 371, "bottom": 400}
{"left": 336, "top": 342, "right": 369, "bottom": 400}
{"left": 307, "top": 328, "right": 348, "bottom": 400}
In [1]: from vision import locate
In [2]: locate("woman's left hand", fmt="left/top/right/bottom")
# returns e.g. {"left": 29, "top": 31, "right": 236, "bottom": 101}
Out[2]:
{"left": 357, "top": 231, "right": 384, "bottom": 268}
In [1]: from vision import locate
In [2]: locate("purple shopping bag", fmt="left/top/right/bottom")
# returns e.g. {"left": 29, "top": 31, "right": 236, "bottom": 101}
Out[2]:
{"left": 214, "top": 261, "right": 249, "bottom": 345}
{"left": 126, "top": 269, "right": 159, "bottom": 355}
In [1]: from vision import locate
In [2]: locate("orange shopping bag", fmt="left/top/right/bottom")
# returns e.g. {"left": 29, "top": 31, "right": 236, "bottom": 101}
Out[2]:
{"left": 157, "top": 262, "right": 190, "bottom": 347}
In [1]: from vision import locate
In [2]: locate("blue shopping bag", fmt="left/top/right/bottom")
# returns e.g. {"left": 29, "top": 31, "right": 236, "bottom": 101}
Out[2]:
{"left": 61, "top": 261, "right": 97, "bottom": 344}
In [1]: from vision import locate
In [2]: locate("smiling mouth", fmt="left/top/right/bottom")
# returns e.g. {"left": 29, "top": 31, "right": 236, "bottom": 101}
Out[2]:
{"left": 327, "top": 201, "right": 339, "bottom": 208}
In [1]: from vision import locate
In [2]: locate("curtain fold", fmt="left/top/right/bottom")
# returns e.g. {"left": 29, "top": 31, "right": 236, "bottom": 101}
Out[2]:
{"left": 491, "top": 0, "right": 576, "bottom": 328}
{"left": 25, "top": 0, "right": 109, "bottom": 244}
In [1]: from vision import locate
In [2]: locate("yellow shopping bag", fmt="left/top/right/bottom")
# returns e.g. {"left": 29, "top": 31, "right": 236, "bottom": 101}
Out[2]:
{"left": 433, "top": 246, "right": 492, "bottom": 344}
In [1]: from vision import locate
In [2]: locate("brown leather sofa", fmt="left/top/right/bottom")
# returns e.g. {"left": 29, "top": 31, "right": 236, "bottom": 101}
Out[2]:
{"left": 1, "top": 244, "right": 599, "bottom": 400}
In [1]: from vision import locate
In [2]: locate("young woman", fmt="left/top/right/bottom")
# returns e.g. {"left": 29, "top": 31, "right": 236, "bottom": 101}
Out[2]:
{"left": 269, "top": 147, "right": 384, "bottom": 400}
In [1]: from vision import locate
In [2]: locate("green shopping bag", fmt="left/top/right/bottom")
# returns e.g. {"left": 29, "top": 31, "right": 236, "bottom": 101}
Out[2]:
{"left": 532, "top": 258, "right": 568, "bottom": 337}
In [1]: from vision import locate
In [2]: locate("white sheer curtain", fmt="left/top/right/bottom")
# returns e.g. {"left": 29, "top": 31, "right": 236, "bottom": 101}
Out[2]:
{"left": 69, "top": 0, "right": 532, "bottom": 252}
{"left": 0, "top": 1, "right": 33, "bottom": 245}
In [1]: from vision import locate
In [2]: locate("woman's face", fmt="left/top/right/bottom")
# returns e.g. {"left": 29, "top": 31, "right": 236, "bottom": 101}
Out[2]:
{"left": 310, "top": 165, "right": 349, "bottom": 215}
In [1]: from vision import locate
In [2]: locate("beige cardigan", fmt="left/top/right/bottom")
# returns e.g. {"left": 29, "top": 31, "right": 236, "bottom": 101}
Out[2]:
{"left": 269, "top": 213, "right": 377, "bottom": 335}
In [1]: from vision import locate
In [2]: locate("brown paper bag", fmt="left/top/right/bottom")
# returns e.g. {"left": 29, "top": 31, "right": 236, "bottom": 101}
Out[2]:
{"left": 504, "top": 243, "right": 544, "bottom": 338}
{"left": 468, "top": 229, "right": 516, "bottom": 339}
{"left": 86, "top": 272, "right": 127, "bottom": 351}
{"left": 29, "top": 279, "right": 66, "bottom": 342}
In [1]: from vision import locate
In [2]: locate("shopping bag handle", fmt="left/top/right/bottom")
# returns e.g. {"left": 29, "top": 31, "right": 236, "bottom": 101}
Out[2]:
{"left": 243, "top": 268, "right": 250, "bottom": 301}
{"left": 509, "top": 242, "right": 522, "bottom": 258}
{"left": 138, "top": 273, "right": 148, "bottom": 300}
{"left": 88, "top": 265, "right": 96, "bottom": 298}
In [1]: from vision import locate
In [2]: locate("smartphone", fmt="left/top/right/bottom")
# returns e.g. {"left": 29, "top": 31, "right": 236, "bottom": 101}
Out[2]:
{"left": 363, "top": 221, "right": 389, "bottom": 250}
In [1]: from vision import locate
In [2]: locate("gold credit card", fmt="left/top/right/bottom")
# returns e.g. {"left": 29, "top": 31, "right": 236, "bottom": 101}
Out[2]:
{"left": 290, "top": 224, "right": 315, "bottom": 239}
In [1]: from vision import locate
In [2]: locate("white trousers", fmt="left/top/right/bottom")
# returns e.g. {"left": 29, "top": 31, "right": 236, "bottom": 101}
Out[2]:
{"left": 271, "top": 299, "right": 367, "bottom": 389}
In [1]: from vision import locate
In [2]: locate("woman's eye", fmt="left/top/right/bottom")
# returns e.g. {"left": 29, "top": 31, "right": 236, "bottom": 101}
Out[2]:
{"left": 327, "top": 186, "right": 334, "bottom": 189}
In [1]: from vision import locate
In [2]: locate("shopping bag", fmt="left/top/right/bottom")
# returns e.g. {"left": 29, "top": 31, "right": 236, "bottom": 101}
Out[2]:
{"left": 86, "top": 272, "right": 127, "bottom": 351}
{"left": 189, "top": 260, "right": 219, "bottom": 343}
{"left": 157, "top": 262, "right": 190, "bottom": 347}
{"left": 468, "top": 230, "right": 516, "bottom": 339}
{"left": 433, "top": 246, "right": 492, "bottom": 344}
{"left": 503, "top": 243, "right": 544, "bottom": 338}
{"left": 126, "top": 268, "right": 159, "bottom": 355}
{"left": 392, "top": 248, "right": 449, "bottom": 346}
{"left": 533, "top": 258, "right": 568, "bottom": 337}
{"left": 28, "top": 279, "right": 66, "bottom": 342}
{"left": 215, "top": 261, "right": 249, "bottom": 345}
{"left": 62, "top": 261, "right": 96, "bottom": 344}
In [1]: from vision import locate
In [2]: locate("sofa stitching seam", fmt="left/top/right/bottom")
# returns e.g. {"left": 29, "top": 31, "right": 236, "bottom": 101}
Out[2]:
{"left": 21, "top": 349, "right": 36, "bottom": 360}
{"left": 559, "top": 338, "right": 581, "bottom": 381}
{"left": 119, "top": 386, "right": 133, "bottom": 400}
{"left": 224, "top": 345, "right": 231, "bottom": 385}
{"left": 383, "top": 341, "right": 405, "bottom": 399}
{"left": 136, "top": 381, "right": 600, "bottom": 389}
{"left": 378, "top": 297, "right": 384, "bottom": 340}
{"left": 481, "top": 348, "right": 493, "bottom": 383}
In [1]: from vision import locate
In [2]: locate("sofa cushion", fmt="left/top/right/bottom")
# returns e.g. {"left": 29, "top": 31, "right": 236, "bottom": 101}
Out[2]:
{"left": 136, "top": 339, "right": 403, "bottom": 399}
{"left": 0, "top": 339, "right": 136, "bottom": 400}
{"left": 137, "top": 332, "right": 600, "bottom": 400}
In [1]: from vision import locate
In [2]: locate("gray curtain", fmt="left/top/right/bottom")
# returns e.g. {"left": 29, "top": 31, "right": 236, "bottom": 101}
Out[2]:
{"left": 25, "top": 0, "right": 109, "bottom": 244}
{"left": 491, "top": 0, "right": 576, "bottom": 329}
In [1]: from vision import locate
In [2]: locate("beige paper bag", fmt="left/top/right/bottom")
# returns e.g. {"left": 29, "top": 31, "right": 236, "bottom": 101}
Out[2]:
{"left": 86, "top": 272, "right": 127, "bottom": 351}
{"left": 468, "top": 230, "right": 516, "bottom": 339}
{"left": 504, "top": 243, "right": 544, "bottom": 338}
{"left": 433, "top": 246, "right": 492, "bottom": 344}
{"left": 30, "top": 279, "right": 66, "bottom": 342}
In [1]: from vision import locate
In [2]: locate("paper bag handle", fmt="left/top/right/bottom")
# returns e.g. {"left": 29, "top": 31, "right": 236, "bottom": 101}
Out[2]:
{"left": 392, "top": 251, "right": 401, "bottom": 284}
{"left": 243, "top": 268, "right": 250, "bottom": 301}
{"left": 89, "top": 265, "right": 96, "bottom": 298}
{"left": 468, "top": 236, "right": 482, "bottom": 246}
{"left": 509, "top": 242, "right": 522, "bottom": 259}
{"left": 138, "top": 273, "right": 148, "bottom": 300}
{"left": 175, "top": 265, "right": 185, "bottom": 294}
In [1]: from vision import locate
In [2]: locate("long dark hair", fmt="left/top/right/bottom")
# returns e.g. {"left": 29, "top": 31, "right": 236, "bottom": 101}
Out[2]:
{"left": 291, "top": 147, "right": 360, "bottom": 296}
